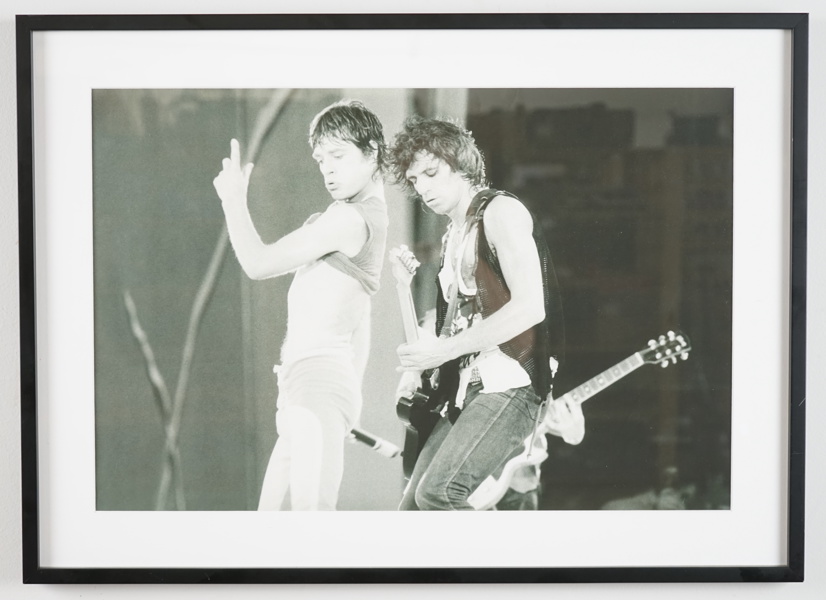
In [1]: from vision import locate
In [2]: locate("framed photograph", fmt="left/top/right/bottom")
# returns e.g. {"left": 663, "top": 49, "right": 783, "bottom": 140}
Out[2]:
{"left": 17, "top": 13, "right": 807, "bottom": 583}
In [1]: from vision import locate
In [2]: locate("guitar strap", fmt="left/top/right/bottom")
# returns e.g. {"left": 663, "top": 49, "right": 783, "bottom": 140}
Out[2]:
{"left": 438, "top": 207, "right": 480, "bottom": 339}
{"left": 437, "top": 245, "right": 462, "bottom": 339}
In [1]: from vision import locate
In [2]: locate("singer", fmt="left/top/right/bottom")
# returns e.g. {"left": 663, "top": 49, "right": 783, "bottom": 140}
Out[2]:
{"left": 213, "top": 100, "right": 388, "bottom": 511}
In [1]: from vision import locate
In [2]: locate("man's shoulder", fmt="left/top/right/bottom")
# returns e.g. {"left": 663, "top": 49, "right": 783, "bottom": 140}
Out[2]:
{"left": 320, "top": 201, "right": 368, "bottom": 227}
{"left": 481, "top": 193, "right": 531, "bottom": 225}
{"left": 310, "top": 201, "right": 369, "bottom": 252}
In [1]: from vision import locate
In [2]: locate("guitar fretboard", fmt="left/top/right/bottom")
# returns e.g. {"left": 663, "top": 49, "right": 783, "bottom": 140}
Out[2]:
{"left": 396, "top": 283, "right": 420, "bottom": 343}
{"left": 559, "top": 352, "right": 645, "bottom": 405}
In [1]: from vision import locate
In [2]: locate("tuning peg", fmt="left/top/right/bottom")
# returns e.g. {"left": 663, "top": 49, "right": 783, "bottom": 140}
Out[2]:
{"left": 648, "top": 339, "right": 657, "bottom": 348}
{"left": 661, "top": 361, "right": 669, "bottom": 368}
{"left": 681, "top": 353, "right": 689, "bottom": 360}
{"left": 677, "top": 335, "right": 686, "bottom": 345}
{"left": 655, "top": 352, "right": 662, "bottom": 360}
{"left": 668, "top": 330, "right": 676, "bottom": 340}
{"left": 658, "top": 335, "right": 666, "bottom": 344}
{"left": 671, "top": 356, "right": 677, "bottom": 364}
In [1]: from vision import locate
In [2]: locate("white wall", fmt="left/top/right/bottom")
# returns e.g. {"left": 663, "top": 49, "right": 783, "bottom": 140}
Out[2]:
{"left": 1, "top": 1, "right": 824, "bottom": 598}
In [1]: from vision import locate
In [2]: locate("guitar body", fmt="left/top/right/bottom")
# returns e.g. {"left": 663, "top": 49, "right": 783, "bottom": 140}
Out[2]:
{"left": 468, "top": 433, "right": 549, "bottom": 511}
{"left": 396, "top": 360, "right": 461, "bottom": 478}
{"left": 397, "top": 390, "right": 439, "bottom": 480}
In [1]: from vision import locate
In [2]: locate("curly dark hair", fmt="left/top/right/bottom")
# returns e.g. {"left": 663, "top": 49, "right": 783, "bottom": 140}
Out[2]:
{"left": 308, "top": 99, "right": 387, "bottom": 172}
{"left": 389, "top": 115, "right": 487, "bottom": 197}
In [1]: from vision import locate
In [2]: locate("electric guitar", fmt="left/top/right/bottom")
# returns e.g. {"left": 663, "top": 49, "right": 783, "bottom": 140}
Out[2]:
{"left": 467, "top": 330, "right": 693, "bottom": 510}
{"left": 389, "top": 245, "right": 460, "bottom": 478}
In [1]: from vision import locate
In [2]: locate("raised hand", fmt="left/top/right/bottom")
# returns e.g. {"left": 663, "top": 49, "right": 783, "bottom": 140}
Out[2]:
{"left": 213, "top": 138, "right": 255, "bottom": 205}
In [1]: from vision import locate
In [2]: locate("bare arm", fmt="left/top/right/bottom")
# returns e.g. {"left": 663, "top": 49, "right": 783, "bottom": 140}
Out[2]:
{"left": 398, "top": 196, "right": 545, "bottom": 370}
{"left": 213, "top": 139, "right": 367, "bottom": 280}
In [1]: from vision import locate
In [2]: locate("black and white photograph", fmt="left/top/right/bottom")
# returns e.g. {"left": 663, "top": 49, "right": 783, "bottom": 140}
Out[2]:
{"left": 12, "top": 12, "right": 807, "bottom": 586}
{"left": 92, "top": 87, "right": 731, "bottom": 514}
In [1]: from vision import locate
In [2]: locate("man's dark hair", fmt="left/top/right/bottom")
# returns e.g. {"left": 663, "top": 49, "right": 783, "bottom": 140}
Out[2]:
{"left": 308, "top": 99, "right": 387, "bottom": 172}
{"left": 389, "top": 115, "right": 487, "bottom": 196}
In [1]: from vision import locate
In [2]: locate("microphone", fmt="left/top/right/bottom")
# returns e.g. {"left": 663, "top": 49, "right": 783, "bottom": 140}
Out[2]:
{"left": 348, "top": 427, "right": 402, "bottom": 459}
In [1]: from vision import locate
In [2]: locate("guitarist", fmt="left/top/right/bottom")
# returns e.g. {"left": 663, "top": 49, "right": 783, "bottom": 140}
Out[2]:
{"left": 389, "top": 116, "right": 584, "bottom": 511}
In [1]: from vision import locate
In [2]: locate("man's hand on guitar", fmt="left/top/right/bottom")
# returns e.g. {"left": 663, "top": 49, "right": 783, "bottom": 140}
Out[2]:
{"left": 543, "top": 396, "right": 585, "bottom": 445}
{"left": 397, "top": 335, "right": 454, "bottom": 372}
{"left": 395, "top": 369, "right": 424, "bottom": 400}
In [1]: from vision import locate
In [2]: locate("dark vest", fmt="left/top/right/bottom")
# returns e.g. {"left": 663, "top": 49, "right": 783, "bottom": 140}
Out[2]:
{"left": 435, "top": 189, "right": 565, "bottom": 398}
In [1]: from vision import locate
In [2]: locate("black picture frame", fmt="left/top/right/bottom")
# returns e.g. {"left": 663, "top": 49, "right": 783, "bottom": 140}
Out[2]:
{"left": 17, "top": 12, "right": 807, "bottom": 584}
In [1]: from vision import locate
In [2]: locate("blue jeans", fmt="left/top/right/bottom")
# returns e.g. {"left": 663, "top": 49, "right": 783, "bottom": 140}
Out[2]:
{"left": 399, "top": 383, "right": 542, "bottom": 511}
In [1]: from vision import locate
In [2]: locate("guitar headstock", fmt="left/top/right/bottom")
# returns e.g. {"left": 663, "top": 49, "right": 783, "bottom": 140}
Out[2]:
{"left": 639, "top": 330, "right": 692, "bottom": 368}
{"left": 389, "top": 245, "right": 420, "bottom": 288}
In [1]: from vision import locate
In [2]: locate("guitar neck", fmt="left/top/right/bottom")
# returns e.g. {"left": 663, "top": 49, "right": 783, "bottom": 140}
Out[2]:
{"left": 396, "top": 282, "right": 419, "bottom": 343}
{"left": 558, "top": 352, "right": 645, "bottom": 405}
